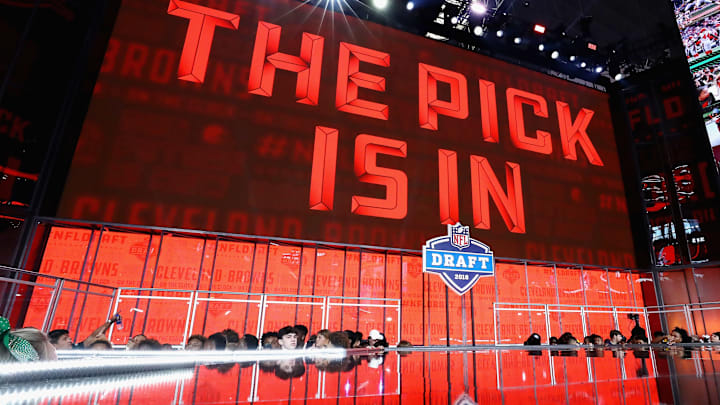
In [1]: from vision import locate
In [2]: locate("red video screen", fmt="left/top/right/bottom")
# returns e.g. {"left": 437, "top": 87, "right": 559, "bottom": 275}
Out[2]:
{"left": 58, "top": 0, "right": 635, "bottom": 266}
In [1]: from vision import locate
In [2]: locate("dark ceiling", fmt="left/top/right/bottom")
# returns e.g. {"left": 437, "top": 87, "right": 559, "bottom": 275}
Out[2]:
{"left": 348, "top": 0, "right": 687, "bottom": 85}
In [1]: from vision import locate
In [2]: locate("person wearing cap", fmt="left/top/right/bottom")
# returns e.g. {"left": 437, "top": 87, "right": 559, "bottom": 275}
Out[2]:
{"left": 368, "top": 329, "right": 387, "bottom": 347}
{"left": 0, "top": 317, "right": 56, "bottom": 362}
{"left": 277, "top": 326, "right": 298, "bottom": 350}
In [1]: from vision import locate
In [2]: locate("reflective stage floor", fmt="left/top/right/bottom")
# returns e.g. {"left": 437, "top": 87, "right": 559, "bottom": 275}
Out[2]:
{"left": 3, "top": 346, "right": 720, "bottom": 404}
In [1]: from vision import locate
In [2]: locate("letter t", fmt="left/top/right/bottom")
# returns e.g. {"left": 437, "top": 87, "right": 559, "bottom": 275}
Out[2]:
{"left": 168, "top": 0, "right": 240, "bottom": 83}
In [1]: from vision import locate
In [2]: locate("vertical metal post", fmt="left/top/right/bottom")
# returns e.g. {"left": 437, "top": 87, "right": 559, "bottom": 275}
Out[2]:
{"left": 684, "top": 304, "right": 695, "bottom": 335}
{"left": 580, "top": 306, "right": 588, "bottom": 337}
{"left": 107, "top": 288, "right": 122, "bottom": 343}
{"left": 492, "top": 303, "right": 498, "bottom": 345}
{"left": 41, "top": 278, "right": 64, "bottom": 332}
{"left": 180, "top": 292, "right": 195, "bottom": 347}
{"left": 320, "top": 296, "right": 328, "bottom": 330}
{"left": 186, "top": 291, "right": 200, "bottom": 346}
{"left": 256, "top": 294, "right": 267, "bottom": 340}
{"left": 397, "top": 300, "right": 401, "bottom": 347}
{"left": 612, "top": 307, "right": 620, "bottom": 330}
{"left": 544, "top": 304, "right": 551, "bottom": 344}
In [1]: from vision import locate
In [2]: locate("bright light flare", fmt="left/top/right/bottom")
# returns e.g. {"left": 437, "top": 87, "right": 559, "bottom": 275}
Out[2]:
{"left": 406, "top": 1, "right": 414, "bottom": 10}
{"left": 473, "top": 25, "right": 483, "bottom": 36}
{"left": 533, "top": 24, "right": 546, "bottom": 34}
{"left": 470, "top": 1, "right": 487, "bottom": 15}
{"left": 550, "top": 50, "right": 559, "bottom": 59}
{"left": 372, "top": 0, "right": 388, "bottom": 10}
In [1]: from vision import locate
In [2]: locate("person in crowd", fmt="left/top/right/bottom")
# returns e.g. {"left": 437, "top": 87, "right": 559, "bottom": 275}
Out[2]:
{"left": 89, "top": 339, "right": 113, "bottom": 350}
{"left": 397, "top": 340, "right": 413, "bottom": 348}
{"left": 710, "top": 332, "right": 720, "bottom": 343}
{"left": 314, "top": 329, "right": 331, "bottom": 349}
{"left": 668, "top": 327, "right": 692, "bottom": 344}
{"left": 186, "top": 334, "right": 206, "bottom": 350}
{"left": 631, "top": 326, "right": 648, "bottom": 342}
{"left": 294, "top": 325, "right": 308, "bottom": 349}
{"left": 652, "top": 331, "right": 667, "bottom": 344}
{"left": 629, "top": 335, "right": 648, "bottom": 344}
{"left": 222, "top": 329, "right": 241, "bottom": 350}
{"left": 607, "top": 330, "right": 624, "bottom": 345}
{"left": 261, "top": 332, "right": 280, "bottom": 349}
{"left": 549, "top": 336, "right": 558, "bottom": 345}
{"left": 0, "top": 318, "right": 56, "bottom": 362}
{"left": 241, "top": 334, "right": 259, "bottom": 350}
{"left": 161, "top": 343, "right": 174, "bottom": 350}
{"left": 328, "top": 331, "right": 351, "bottom": 348}
{"left": 524, "top": 333, "right": 541, "bottom": 345}
{"left": 583, "top": 335, "right": 594, "bottom": 345}
{"left": 558, "top": 332, "right": 580, "bottom": 345}
{"left": 49, "top": 317, "right": 116, "bottom": 350}
{"left": 204, "top": 332, "right": 227, "bottom": 350}
{"left": 126, "top": 334, "right": 147, "bottom": 350}
{"left": 48, "top": 329, "right": 74, "bottom": 350}
{"left": 343, "top": 330, "right": 359, "bottom": 347}
{"left": 277, "top": 326, "right": 298, "bottom": 350}
{"left": 368, "top": 329, "right": 388, "bottom": 347}
{"left": 137, "top": 338, "right": 162, "bottom": 350}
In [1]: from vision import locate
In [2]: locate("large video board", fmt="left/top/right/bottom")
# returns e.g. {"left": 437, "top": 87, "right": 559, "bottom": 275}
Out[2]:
{"left": 674, "top": 0, "right": 720, "bottom": 165}
{"left": 58, "top": 0, "right": 635, "bottom": 266}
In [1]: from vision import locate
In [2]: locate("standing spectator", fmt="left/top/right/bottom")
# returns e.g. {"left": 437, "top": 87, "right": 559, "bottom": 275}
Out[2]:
{"left": 328, "top": 331, "right": 351, "bottom": 348}
{"left": 222, "top": 329, "right": 241, "bottom": 350}
{"left": 261, "top": 332, "right": 280, "bottom": 349}
{"left": 0, "top": 318, "right": 56, "bottom": 361}
{"left": 314, "top": 330, "right": 331, "bottom": 349}
{"left": 368, "top": 329, "right": 387, "bottom": 347}
{"left": 277, "top": 326, "right": 298, "bottom": 350}
{"left": 49, "top": 317, "right": 117, "bottom": 350}
{"left": 241, "top": 334, "right": 259, "bottom": 350}
{"left": 710, "top": 332, "right": 720, "bottom": 343}
{"left": 294, "top": 325, "right": 308, "bottom": 348}
{"left": 126, "top": 334, "right": 147, "bottom": 350}
{"left": 204, "top": 333, "right": 227, "bottom": 350}
{"left": 186, "top": 335, "right": 206, "bottom": 350}
{"left": 607, "top": 330, "right": 624, "bottom": 345}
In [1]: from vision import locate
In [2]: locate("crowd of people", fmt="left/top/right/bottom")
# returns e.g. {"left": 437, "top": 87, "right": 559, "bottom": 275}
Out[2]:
{"left": 3, "top": 313, "right": 720, "bottom": 367}
{"left": 523, "top": 326, "right": 720, "bottom": 347}
{"left": 48, "top": 323, "right": 397, "bottom": 352}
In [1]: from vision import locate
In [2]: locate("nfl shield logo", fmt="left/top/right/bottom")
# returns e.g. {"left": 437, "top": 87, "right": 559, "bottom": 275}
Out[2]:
{"left": 450, "top": 224, "right": 470, "bottom": 250}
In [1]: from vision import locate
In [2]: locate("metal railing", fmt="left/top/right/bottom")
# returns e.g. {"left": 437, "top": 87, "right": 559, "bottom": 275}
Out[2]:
{"left": 495, "top": 302, "right": 652, "bottom": 344}
{"left": 0, "top": 267, "right": 401, "bottom": 346}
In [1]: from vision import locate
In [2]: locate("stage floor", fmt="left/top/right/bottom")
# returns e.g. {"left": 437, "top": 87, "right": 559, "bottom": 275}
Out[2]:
{"left": 2, "top": 346, "right": 720, "bottom": 404}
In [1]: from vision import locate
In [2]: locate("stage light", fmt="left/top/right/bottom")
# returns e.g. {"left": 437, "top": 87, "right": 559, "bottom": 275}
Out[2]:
{"left": 569, "top": 55, "right": 576, "bottom": 62}
{"left": 372, "top": 0, "right": 388, "bottom": 10}
{"left": 614, "top": 73, "right": 623, "bottom": 81}
{"left": 451, "top": 16, "right": 458, "bottom": 24}
{"left": 514, "top": 37, "right": 522, "bottom": 44}
{"left": 470, "top": 1, "right": 487, "bottom": 15}
{"left": 587, "top": 42, "right": 597, "bottom": 51}
{"left": 595, "top": 66, "right": 603, "bottom": 73}
{"left": 496, "top": 29, "right": 504, "bottom": 37}
{"left": 538, "top": 44, "right": 545, "bottom": 51}
{"left": 406, "top": 1, "right": 414, "bottom": 10}
{"left": 551, "top": 50, "right": 559, "bottom": 59}
{"left": 580, "top": 61, "right": 587, "bottom": 68}
{"left": 473, "top": 25, "right": 484, "bottom": 36}
{"left": 533, "top": 24, "right": 546, "bottom": 34}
